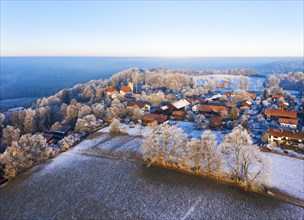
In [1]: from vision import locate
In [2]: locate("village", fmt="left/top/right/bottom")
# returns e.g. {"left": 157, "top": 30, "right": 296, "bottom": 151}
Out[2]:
{"left": 103, "top": 80, "right": 303, "bottom": 156}
{"left": 0, "top": 69, "right": 303, "bottom": 189}
{"left": 22, "top": 77, "right": 303, "bottom": 160}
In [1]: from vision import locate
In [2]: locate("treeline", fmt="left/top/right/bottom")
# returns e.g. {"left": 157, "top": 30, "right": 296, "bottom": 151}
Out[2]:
{"left": 141, "top": 123, "right": 270, "bottom": 190}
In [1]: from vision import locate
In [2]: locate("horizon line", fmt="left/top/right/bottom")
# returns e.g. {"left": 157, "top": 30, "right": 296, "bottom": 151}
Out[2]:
{"left": 1, "top": 55, "right": 303, "bottom": 58}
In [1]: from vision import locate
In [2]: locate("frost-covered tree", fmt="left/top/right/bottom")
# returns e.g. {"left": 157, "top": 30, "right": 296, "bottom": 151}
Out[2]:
{"left": 59, "top": 134, "right": 79, "bottom": 152}
{"left": 268, "top": 75, "right": 280, "bottom": 89}
{"left": 186, "top": 111, "right": 195, "bottom": 121}
{"left": 0, "top": 142, "right": 29, "bottom": 179}
{"left": 229, "top": 106, "right": 239, "bottom": 121}
{"left": 105, "top": 99, "right": 127, "bottom": 122}
{"left": 78, "top": 105, "right": 91, "bottom": 119}
{"left": 37, "top": 107, "right": 51, "bottom": 131}
{"left": 109, "top": 118, "right": 126, "bottom": 134}
{"left": 91, "top": 103, "right": 105, "bottom": 119}
{"left": 132, "top": 107, "right": 144, "bottom": 121}
{"left": 195, "top": 114, "right": 206, "bottom": 129}
{"left": 61, "top": 103, "right": 68, "bottom": 118}
{"left": 232, "top": 89, "right": 250, "bottom": 102}
{"left": 19, "top": 134, "right": 54, "bottom": 164}
{"left": 24, "top": 109, "right": 36, "bottom": 134}
{"left": 254, "top": 79, "right": 263, "bottom": 91}
{"left": 200, "top": 130, "right": 222, "bottom": 176}
{"left": 238, "top": 78, "right": 250, "bottom": 90}
{"left": 2, "top": 125, "right": 20, "bottom": 146}
{"left": 185, "top": 138, "right": 203, "bottom": 174}
{"left": 141, "top": 123, "right": 187, "bottom": 166}
{"left": 75, "top": 114, "right": 97, "bottom": 133}
{"left": 261, "top": 132, "right": 268, "bottom": 143}
{"left": 139, "top": 91, "right": 167, "bottom": 105}
{"left": 65, "top": 104, "right": 79, "bottom": 127}
{"left": 1, "top": 134, "right": 56, "bottom": 179}
{"left": 221, "top": 125, "right": 270, "bottom": 188}
{"left": 241, "top": 115, "right": 249, "bottom": 128}
{"left": 0, "top": 113, "right": 5, "bottom": 130}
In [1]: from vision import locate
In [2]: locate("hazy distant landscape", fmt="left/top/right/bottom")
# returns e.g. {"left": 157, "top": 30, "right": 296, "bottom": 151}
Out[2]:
{"left": 1, "top": 57, "right": 303, "bottom": 110}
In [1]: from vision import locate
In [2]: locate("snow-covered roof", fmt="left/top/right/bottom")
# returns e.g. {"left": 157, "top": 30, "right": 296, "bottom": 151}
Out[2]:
{"left": 160, "top": 105, "right": 168, "bottom": 110}
{"left": 207, "top": 94, "right": 222, "bottom": 101}
{"left": 171, "top": 99, "right": 190, "bottom": 109}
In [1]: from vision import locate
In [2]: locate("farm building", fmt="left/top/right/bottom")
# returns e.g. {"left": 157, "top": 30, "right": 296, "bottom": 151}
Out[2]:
{"left": 267, "top": 127, "right": 304, "bottom": 145}
{"left": 143, "top": 113, "right": 168, "bottom": 125}
{"left": 265, "top": 109, "right": 297, "bottom": 119}
{"left": 199, "top": 105, "right": 228, "bottom": 116}
{"left": 278, "top": 118, "right": 299, "bottom": 129}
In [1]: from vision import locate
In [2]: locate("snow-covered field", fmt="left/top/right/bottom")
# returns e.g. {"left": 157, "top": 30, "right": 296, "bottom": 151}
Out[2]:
{"left": 97, "top": 124, "right": 304, "bottom": 201}
{"left": 173, "top": 121, "right": 224, "bottom": 143}
{"left": 194, "top": 75, "right": 265, "bottom": 91}
{"left": 266, "top": 152, "right": 304, "bottom": 200}
{"left": 1, "top": 132, "right": 303, "bottom": 219}
{"left": 99, "top": 124, "right": 152, "bottom": 137}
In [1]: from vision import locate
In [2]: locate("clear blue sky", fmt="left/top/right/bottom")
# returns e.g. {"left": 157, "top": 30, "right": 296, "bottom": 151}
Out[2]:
{"left": 1, "top": 1, "right": 303, "bottom": 57}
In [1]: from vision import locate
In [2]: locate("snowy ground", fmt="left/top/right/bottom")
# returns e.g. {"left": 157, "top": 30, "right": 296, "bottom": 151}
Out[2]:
{"left": 99, "top": 124, "right": 152, "bottom": 137}
{"left": 173, "top": 121, "right": 224, "bottom": 143}
{"left": 194, "top": 75, "right": 265, "bottom": 92}
{"left": 0, "top": 133, "right": 303, "bottom": 219}
{"left": 97, "top": 125, "right": 304, "bottom": 202}
{"left": 266, "top": 152, "right": 304, "bottom": 200}
{"left": 98, "top": 122, "right": 304, "bottom": 201}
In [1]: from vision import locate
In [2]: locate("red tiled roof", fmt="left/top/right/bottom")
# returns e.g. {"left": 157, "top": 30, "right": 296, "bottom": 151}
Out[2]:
{"left": 272, "top": 94, "right": 285, "bottom": 99}
{"left": 120, "top": 86, "right": 132, "bottom": 93}
{"left": 268, "top": 127, "right": 304, "bottom": 140}
{"left": 209, "top": 116, "right": 223, "bottom": 127}
{"left": 127, "top": 101, "right": 146, "bottom": 108}
{"left": 278, "top": 118, "right": 299, "bottom": 125}
{"left": 106, "top": 86, "right": 118, "bottom": 93}
{"left": 143, "top": 113, "right": 168, "bottom": 123}
{"left": 278, "top": 103, "right": 288, "bottom": 108}
{"left": 199, "top": 105, "right": 228, "bottom": 115}
{"left": 265, "top": 109, "right": 297, "bottom": 119}
{"left": 172, "top": 110, "right": 186, "bottom": 117}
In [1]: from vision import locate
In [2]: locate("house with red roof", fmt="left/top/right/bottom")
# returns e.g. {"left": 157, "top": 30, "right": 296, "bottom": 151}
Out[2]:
{"left": 265, "top": 109, "right": 297, "bottom": 119}
{"left": 272, "top": 93, "right": 286, "bottom": 100}
{"left": 209, "top": 116, "right": 223, "bottom": 128}
{"left": 278, "top": 118, "right": 299, "bottom": 129}
{"left": 170, "top": 110, "right": 186, "bottom": 120}
{"left": 267, "top": 127, "right": 303, "bottom": 145}
{"left": 106, "top": 86, "right": 118, "bottom": 97}
{"left": 199, "top": 105, "right": 228, "bottom": 116}
{"left": 120, "top": 86, "right": 132, "bottom": 95}
{"left": 143, "top": 113, "right": 168, "bottom": 125}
